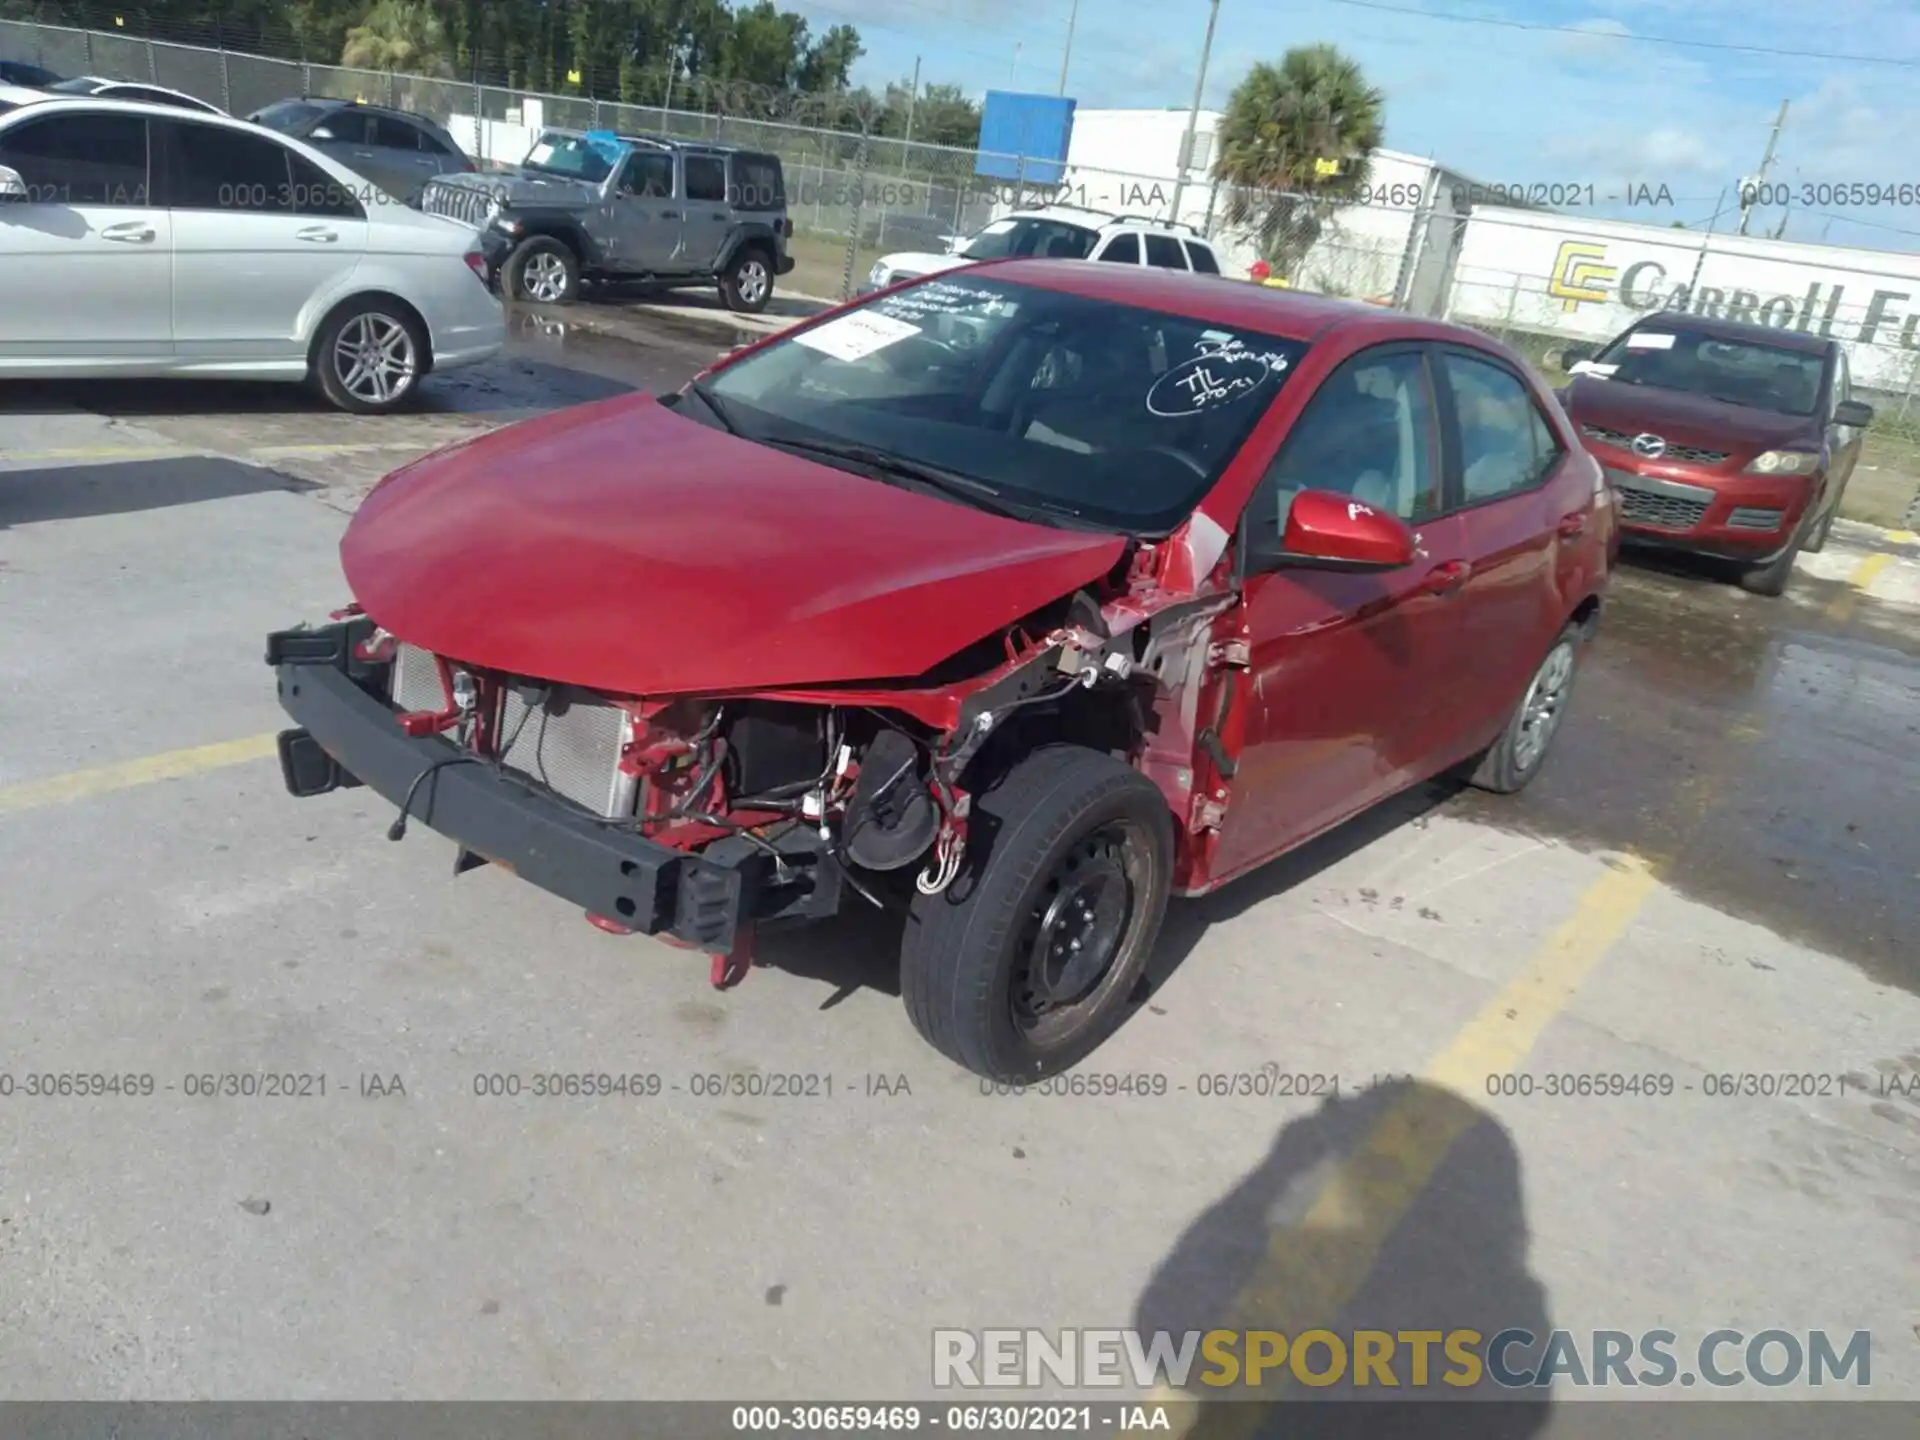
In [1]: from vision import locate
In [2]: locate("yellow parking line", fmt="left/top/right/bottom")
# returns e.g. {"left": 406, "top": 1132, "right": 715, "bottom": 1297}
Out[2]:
{"left": 0, "top": 733, "right": 279, "bottom": 818}
{"left": 1150, "top": 856, "right": 1658, "bottom": 1435}
{"left": 1824, "top": 550, "right": 1894, "bottom": 624}
{"left": 1887, "top": 530, "right": 1917, "bottom": 545}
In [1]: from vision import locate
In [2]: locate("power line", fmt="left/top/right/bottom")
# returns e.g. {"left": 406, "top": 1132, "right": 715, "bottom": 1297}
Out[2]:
{"left": 1308, "top": 0, "right": 1920, "bottom": 69}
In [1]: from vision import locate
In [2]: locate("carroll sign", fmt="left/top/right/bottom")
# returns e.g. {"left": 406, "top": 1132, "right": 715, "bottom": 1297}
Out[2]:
{"left": 1545, "top": 238, "right": 1920, "bottom": 349}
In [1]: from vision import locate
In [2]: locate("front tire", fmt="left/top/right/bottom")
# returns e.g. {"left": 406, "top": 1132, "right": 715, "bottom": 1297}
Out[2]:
{"left": 1468, "top": 624, "right": 1582, "bottom": 795}
{"left": 900, "top": 746, "right": 1173, "bottom": 1082}
{"left": 720, "top": 245, "right": 774, "bottom": 313}
{"left": 1737, "top": 527, "right": 1805, "bottom": 596}
{"left": 312, "top": 299, "right": 425, "bottom": 414}
{"left": 506, "top": 235, "right": 580, "bottom": 305}
{"left": 1802, "top": 486, "right": 1841, "bottom": 554}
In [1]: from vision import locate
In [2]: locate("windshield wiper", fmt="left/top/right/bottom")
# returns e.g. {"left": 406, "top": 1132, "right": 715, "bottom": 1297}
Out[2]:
{"left": 761, "top": 434, "right": 1057, "bottom": 523}
{"left": 685, "top": 379, "right": 741, "bottom": 435}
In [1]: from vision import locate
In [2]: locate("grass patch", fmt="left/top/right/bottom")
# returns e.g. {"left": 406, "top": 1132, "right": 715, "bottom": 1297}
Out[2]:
{"left": 784, "top": 230, "right": 862, "bottom": 301}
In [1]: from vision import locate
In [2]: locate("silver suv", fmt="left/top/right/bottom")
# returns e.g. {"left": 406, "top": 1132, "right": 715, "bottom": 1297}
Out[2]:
{"left": 420, "top": 128, "right": 794, "bottom": 314}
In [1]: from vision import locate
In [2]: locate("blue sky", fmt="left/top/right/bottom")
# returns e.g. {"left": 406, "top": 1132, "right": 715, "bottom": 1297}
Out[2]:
{"left": 792, "top": 0, "right": 1920, "bottom": 251}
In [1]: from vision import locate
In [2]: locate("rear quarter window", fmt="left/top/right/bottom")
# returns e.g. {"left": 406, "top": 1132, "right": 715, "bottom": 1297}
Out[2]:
{"left": 1184, "top": 241, "right": 1220, "bottom": 274}
{"left": 730, "top": 154, "right": 785, "bottom": 210}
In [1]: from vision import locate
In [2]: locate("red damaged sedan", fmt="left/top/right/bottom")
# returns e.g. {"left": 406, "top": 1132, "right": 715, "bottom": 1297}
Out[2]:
{"left": 268, "top": 261, "right": 1613, "bottom": 1081}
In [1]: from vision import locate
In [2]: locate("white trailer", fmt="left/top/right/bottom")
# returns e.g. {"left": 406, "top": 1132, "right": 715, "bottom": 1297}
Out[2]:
{"left": 1442, "top": 207, "right": 1920, "bottom": 397}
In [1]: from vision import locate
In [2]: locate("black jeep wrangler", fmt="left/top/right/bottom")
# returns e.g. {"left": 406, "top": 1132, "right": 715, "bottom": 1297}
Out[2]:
{"left": 419, "top": 128, "right": 794, "bottom": 314}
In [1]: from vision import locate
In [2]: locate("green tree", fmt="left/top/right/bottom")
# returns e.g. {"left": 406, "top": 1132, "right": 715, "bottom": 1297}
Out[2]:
{"left": 341, "top": 0, "right": 453, "bottom": 76}
{"left": 876, "top": 79, "right": 979, "bottom": 149}
{"left": 1213, "top": 44, "right": 1384, "bottom": 273}
{"left": 797, "top": 23, "right": 862, "bottom": 92}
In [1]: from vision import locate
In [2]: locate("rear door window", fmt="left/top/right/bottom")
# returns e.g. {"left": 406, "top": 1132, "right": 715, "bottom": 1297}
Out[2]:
{"left": 1143, "top": 232, "right": 1188, "bottom": 269}
{"left": 368, "top": 115, "right": 427, "bottom": 150}
{"left": 161, "top": 118, "right": 292, "bottom": 211}
{"left": 1184, "top": 240, "right": 1221, "bottom": 273}
{"left": 1440, "top": 350, "right": 1565, "bottom": 505}
{"left": 684, "top": 155, "right": 726, "bottom": 203}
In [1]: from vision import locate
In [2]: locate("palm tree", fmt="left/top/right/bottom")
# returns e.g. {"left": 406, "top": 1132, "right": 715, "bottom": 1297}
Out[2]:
{"left": 341, "top": 0, "right": 454, "bottom": 78}
{"left": 1212, "top": 44, "right": 1384, "bottom": 276}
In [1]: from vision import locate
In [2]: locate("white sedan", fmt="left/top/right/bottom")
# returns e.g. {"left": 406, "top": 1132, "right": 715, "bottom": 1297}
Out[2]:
{"left": 0, "top": 96, "right": 504, "bottom": 413}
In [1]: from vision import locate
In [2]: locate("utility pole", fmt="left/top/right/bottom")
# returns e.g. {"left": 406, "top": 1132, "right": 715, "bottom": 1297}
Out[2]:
{"left": 1169, "top": 0, "right": 1221, "bottom": 227}
{"left": 1738, "top": 99, "right": 1789, "bottom": 237}
{"left": 903, "top": 55, "right": 920, "bottom": 145}
{"left": 1058, "top": 0, "right": 1080, "bottom": 96}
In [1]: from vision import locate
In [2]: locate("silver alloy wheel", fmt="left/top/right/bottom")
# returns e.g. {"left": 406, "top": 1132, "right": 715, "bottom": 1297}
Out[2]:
{"left": 1513, "top": 640, "right": 1576, "bottom": 772}
{"left": 331, "top": 313, "right": 418, "bottom": 407}
{"left": 735, "top": 257, "right": 770, "bottom": 306}
{"left": 521, "top": 250, "right": 570, "bottom": 302}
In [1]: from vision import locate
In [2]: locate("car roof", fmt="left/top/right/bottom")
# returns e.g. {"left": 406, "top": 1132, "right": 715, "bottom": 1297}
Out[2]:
{"left": 965, "top": 257, "right": 1485, "bottom": 345}
{"left": 302, "top": 95, "right": 443, "bottom": 123}
{"left": 1625, "top": 310, "right": 1832, "bottom": 355}
{"left": 0, "top": 93, "right": 322, "bottom": 135}
{"left": 77, "top": 76, "right": 202, "bottom": 98}
{"left": 1000, "top": 205, "right": 1212, "bottom": 243}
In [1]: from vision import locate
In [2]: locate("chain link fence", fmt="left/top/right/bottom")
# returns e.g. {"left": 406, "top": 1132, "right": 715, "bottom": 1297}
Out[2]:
{"left": 0, "top": 13, "right": 1392, "bottom": 304}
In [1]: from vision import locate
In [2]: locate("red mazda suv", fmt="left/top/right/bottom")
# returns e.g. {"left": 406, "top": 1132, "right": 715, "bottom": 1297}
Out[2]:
{"left": 1558, "top": 314, "right": 1871, "bottom": 595}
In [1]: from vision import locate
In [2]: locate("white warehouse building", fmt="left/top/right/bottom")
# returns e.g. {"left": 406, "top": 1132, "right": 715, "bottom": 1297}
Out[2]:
{"left": 1021, "top": 106, "right": 1488, "bottom": 310}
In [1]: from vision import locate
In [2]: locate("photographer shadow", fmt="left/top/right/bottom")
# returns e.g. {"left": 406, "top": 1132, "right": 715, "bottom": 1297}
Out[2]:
{"left": 1135, "top": 1078, "right": 1554, "bottom": 1439}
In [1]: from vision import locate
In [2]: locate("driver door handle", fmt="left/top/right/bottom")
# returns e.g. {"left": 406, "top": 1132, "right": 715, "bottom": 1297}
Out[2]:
{"left": 100, "top": 221, "right": 155, "bottom": 243}
{"left": 659, "top": 209, "right": 681, "bottom": 219}
{"left": 296, "top": 226, "right": 339, "bottom": 243}
{"left": 1416, "top": 559, "right": 1472, "bottom": 597}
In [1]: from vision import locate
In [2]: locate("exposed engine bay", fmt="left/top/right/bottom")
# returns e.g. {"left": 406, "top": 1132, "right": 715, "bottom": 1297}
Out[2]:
{"left": 354, "top": 538, "right": 1239, "bottom": 959}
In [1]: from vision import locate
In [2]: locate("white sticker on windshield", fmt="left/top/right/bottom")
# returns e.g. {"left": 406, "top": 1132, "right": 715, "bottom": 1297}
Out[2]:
{"left": 1568, "top": 360, "right": 1618, "bottom": 377}
{"left": 1625, "top": 331, "right": 1676, "bottom": 349}
{"left": 790, "top": 310, "right": 922, "bottom": 362}
{"left": 875, "top": 279, "right": 1008, "bottom": 322}
{"left": 526, "top": 142, "right": 555, "bottom": 166}
{"left": 1148, "top": 353, "right": 1273, "bottom": 416}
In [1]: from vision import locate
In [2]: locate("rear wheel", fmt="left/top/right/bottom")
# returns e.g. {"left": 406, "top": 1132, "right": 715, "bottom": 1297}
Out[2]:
{"left": 312, "top": 299, "right": 425, "bottom": 414}
{"left": 1468, "top": 624, "right": 1582, "bottom": 795}
{"left": 506, "top": 235, "right": 580, "bottom": 305}
{"left": 720, "top": 245, "right": 774, "bottom": 313}
{"left": 900, "top": 746, "right": 1173, "bottom": 1082}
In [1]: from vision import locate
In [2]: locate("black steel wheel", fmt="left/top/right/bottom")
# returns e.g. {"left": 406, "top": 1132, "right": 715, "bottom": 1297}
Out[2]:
{"left": 900, "top": 746, "right": 1173, "bottom": 1082}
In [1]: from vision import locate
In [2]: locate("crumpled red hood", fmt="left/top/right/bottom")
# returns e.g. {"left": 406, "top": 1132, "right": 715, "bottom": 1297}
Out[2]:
{"left": 341, "top": 392, "right": 1127, "bottom": 695}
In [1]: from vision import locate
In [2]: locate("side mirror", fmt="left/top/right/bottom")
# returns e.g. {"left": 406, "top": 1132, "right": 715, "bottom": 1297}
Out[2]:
{"left": 1559, "top": 342, "right": 1597, "bottom": 369}
{"left": 0, "top": 165, "right": 26, "bottom": 201}
{"left": 1834, "top": 399, "right": 1874, "bottom": 427}
{"left": 1272, "top": 489, "right": 1418, "bottom": 571}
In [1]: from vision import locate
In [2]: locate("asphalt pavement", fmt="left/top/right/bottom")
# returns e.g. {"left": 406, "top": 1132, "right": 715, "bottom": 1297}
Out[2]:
{"left": 1, "top": 305, "right": 1916, "bottom": 1418}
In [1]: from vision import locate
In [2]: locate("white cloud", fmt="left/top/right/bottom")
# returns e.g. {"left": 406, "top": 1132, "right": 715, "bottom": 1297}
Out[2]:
{"left": 1550, "top": 17, "right": 1634, "bottom": 64}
